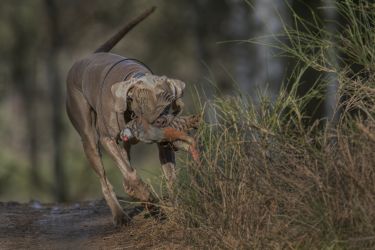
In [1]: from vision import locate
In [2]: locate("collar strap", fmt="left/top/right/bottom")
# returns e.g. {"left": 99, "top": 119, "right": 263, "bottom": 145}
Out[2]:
{"left": 132, "top": 72, "right": 146, "bottom": 79}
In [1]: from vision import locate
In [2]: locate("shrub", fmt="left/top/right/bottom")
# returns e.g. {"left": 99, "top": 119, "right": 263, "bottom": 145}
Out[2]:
{"left": 164, "top": 1, "right": 375, "bottom": 249}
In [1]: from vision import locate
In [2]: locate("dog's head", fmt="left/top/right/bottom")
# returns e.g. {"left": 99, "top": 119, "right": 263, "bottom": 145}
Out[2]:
{"left": 111, "top": 74, "right": 185, "bottom": 123}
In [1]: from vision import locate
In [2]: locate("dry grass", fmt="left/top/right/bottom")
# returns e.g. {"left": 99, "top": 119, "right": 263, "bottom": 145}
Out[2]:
{"left": 121, "top": 212, "right": 188, "bottom": 249}
{"left": 157, "top": 1, "right": 375, "bottom": 249}
{"left": 166, "top": 97, "right": 374, "bottom": 249}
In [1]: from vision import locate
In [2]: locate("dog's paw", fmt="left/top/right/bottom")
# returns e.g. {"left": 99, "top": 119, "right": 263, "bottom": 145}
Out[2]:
{"left": 123, "top": 180, "right": 152, "bottom": 202}
{"left": 143, "top": 204, "right": 167, "bottom": 222}
{"left": 113, "top": 212, "right": 131, "bottom": 227}
{"left": 123, "top": 183, "right": 135, "bottom": 197}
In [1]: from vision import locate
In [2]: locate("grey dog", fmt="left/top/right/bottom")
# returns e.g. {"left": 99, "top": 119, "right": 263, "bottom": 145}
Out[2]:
{"left": 66, "top": 7, "right": 187, "bottom": 226}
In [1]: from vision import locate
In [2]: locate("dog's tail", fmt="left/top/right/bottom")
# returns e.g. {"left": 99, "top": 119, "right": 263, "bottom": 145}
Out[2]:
{"left": 94, "top": 6, "right": 156, "bottom": 53}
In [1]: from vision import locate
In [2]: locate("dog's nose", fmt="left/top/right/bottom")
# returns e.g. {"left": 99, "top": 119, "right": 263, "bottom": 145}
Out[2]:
{"left": 121, "top": 135, "right": 129, "bottom": 142}
{"left": 120, "top": 130, "right": 129, "bottom": 141}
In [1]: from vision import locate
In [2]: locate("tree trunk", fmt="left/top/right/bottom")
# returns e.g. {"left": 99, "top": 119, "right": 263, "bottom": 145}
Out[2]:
{"left": 10, "top": 13, "right": 41, "bottom": 191}
{"left": 291, "top": 0, "right": 326, "bottom": 122}
{"left": 44, "top": 0, "right": 66, "bottom": 202}
{"left": 322, "top": 0, "right": 339, "bottom": 122}
{"left": 251, "top": 0, "right": 288, "bottom": 101}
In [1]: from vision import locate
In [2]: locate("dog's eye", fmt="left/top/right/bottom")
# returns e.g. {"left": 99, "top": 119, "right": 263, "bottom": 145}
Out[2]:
{"left": 154, "top": 119, "right": 162, "bottom": 126}
{"left": 153, "top": 117, "right": 166, "bottom": 127}
{"left": 161, "top": 105, "right": 171, "bottom": 115}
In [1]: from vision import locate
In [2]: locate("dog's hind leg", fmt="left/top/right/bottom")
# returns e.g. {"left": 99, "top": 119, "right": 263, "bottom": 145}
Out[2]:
{"left": 66, "top": 90, "right": 128, "bottom": 226}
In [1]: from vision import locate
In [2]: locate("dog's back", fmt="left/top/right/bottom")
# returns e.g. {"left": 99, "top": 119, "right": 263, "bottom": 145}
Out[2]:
{"left": 70, "top": 53, "right": 151, "bottom": 112}
{"left": 67, "top": 7, "right": 155, "bottom": 112}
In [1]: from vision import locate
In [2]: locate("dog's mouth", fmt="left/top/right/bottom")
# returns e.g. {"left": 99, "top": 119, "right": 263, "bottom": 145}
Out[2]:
{"left": 120, "top": 115, "right": 200, "bottom": 162}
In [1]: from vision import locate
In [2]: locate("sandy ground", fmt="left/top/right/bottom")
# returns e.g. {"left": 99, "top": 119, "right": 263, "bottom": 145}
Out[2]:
{"left": 0, "top": 199, "right": 184, "bottom": 250}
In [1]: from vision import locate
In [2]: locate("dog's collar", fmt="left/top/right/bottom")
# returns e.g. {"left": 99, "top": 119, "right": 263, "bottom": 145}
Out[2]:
{"left": 132, "top": 72, "right": 146, "bottom": 79}
{"left": 123, "top": 71, "right": 147, "bottom": 82}
{"left": 122, "top": 58, "right": 152, "bottom": 81}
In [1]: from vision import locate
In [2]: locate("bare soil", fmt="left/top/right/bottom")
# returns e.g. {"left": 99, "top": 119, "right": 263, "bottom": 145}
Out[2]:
{"left": 0, "top": 199, "right": 183, "bottom": 250}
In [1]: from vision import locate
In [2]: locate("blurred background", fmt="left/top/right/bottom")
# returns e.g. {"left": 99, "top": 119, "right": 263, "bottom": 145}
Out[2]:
{"left": 0, "top": 0, "right": 340, "bottom": 202}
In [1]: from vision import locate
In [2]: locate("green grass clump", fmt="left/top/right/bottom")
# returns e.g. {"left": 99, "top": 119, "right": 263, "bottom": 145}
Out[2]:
{"left": 164, "top": 1, "right": 375, "bottom": 248}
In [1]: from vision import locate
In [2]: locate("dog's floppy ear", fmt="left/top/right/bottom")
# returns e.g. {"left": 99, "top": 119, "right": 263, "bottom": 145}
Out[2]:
{"left": 156, "top": 78, "right": 186, "bottom": 115}
{"left": 168, "top": 78, "right": 185, "bottom": 115}
{"left": 172, "top": 98, "right": 184, "bottom": 116}
{"left": 111, "top": 79, "right": 139, "bottom": 113}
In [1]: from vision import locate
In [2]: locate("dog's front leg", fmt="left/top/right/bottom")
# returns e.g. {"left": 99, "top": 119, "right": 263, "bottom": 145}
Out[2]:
{"left": 158, "top": 143, "right": 176, "bottom": 191}
{"left": 100, "top": 137, "right": 152, "bottom": 202}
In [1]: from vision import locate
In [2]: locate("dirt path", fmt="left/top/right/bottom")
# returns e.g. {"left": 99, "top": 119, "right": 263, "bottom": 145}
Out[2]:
{"left": 0, "top": 200, "right": 182, "bottom": 250}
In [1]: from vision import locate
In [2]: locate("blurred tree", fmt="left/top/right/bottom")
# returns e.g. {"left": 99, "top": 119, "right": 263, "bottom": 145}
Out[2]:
{"left": 190, "top": 0, "right": 289, "bottom": 100}
{"left": 9, "top": 2, "right": 42, "bottom": 190}
{"left": 44, "top": 0, "right": 66, "bottom": 201}
{"left": 290, "top": 0, "right": 327, "bottom": 122}
{"left": 190, "top": 0, "right": 230, "bottom": 94}
{"left": 323, "top": 0, "right": 339, "bottom": 122}
{"left": 249, "top": 0, "right": 289, "bottom": 100}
